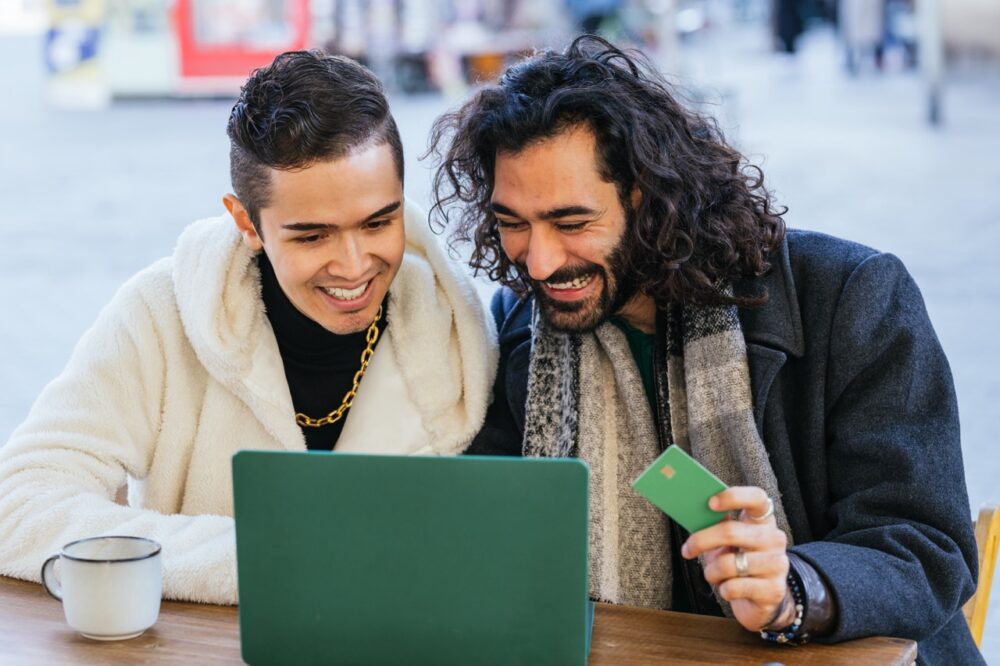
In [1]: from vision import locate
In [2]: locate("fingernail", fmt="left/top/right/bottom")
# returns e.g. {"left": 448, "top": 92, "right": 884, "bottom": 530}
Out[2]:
{"left": 709, "top": 497, "right": 719, "bottom": 510}
{"left": 681, "top": 542, "right": 690, "bottom": 558}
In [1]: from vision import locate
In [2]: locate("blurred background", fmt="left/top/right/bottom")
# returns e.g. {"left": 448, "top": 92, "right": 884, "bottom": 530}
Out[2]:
{"left": 1, "top": 0, "right": 998, "bottom": 656}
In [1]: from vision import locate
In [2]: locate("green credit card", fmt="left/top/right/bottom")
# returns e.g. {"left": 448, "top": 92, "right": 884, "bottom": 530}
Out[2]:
{"left": 632, "top": 445, "right": 729, "bottom": 534}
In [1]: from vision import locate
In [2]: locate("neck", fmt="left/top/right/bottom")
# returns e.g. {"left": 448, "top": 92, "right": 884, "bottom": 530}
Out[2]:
{"left": 614, "top": 292, "right": 657, "bottom": 334}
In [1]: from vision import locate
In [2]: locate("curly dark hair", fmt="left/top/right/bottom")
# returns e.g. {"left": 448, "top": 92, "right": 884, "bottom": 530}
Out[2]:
{"left": 227, "top": 49, "right": 403, "bottom": 233}
{"left": 427, "top": 35, "right": 786, "bottom": 307}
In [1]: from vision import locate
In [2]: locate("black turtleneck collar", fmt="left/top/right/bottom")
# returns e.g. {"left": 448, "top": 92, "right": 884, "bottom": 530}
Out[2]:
{"left": 257, "top": 251, "right": 390, "bottom": 451}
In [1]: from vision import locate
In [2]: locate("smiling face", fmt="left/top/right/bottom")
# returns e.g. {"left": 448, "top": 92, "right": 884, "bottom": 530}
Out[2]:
{"left": 225, "top": 141, "right": 405, "bottom": 335}
{"left": 492, "top": 125, "right": 654, "bottom": 333}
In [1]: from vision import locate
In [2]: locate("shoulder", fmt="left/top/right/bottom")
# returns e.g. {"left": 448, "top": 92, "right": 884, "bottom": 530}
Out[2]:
{"left": 63, "top": 258, "right": 186, "bottom": 371}
{"left": 780, "top": 230, "right": 937, "bottom": 378}
{"left": 783, "top": 229, "right": 915, "bottom": 308}
{"left": 740, "top": 229, "right": 924, "bottom": 357}
{"left": 785, "top": 228, "right": 880, "bottom": 279}
{"left": 107, "top": 257, "right": 178, "bottom": 323}
{"left": 478, "top": 287, "right": 533, "bottom": 446}
{"left": 174, "top": 215, "right": 238, "bottom": 255}
{"left": 44, "top": 256, "right": 182, "bottom": 392}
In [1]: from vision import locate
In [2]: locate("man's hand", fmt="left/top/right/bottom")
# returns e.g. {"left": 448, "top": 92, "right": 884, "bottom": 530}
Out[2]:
{"left": 680, "top": 486, "right": 795, "bottom": 633}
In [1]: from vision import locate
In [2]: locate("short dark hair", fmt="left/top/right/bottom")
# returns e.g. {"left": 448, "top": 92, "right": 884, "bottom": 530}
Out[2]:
{"left": 428, "top": 35, "right": 785, "bottom": 307}
{"left": 227, "top": 50, "right": 404, "bottom": 231}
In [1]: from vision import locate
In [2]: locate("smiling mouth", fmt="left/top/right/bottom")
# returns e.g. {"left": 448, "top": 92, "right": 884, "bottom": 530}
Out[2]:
{"left": 544, "top": 273, "right": 595, "bottom": 292}
{"left": 321, "top": 281, "right": 370, "bottom": 301}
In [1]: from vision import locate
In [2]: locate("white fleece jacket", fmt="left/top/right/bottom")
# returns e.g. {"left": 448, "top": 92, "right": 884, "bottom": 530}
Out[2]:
{"left": 0, "top": 201, "right": 497, "bottom": 604}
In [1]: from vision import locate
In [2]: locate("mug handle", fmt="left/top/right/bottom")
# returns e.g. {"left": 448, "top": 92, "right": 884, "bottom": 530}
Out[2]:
{"left": 40, "top": 554, "right": 63, "bottom": 600}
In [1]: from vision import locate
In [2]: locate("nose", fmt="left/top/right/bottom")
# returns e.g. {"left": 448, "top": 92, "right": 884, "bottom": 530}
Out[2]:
{"left": 523, "top": 227, "right": 567, "bottom": 282}
{"left": 328, "top": 232, "right": 369, "bottom": 280}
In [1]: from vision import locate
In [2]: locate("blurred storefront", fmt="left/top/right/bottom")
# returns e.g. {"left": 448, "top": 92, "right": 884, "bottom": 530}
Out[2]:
{"left": 46, "top": 0, "right": 311, "bottom": 104}
{"left": 175, "top": 0, "right": 310, "bottom": 92}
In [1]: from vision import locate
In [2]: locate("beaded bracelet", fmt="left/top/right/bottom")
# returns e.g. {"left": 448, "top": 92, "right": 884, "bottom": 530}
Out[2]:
{"left": 759, "top": 570, "right": 807, "bottom": 645}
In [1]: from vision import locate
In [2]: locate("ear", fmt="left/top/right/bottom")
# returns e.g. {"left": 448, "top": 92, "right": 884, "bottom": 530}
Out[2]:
{"left": 630, "top": 186, "right": 642, "bottom": 211}
{"left": 223, "top": 194, "right": 264, "bottom": 252}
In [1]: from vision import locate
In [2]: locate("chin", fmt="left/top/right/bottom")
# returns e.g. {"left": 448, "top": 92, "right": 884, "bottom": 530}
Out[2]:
{"left": 321, "top": 315, "right": 370, "bottom": 335}
{"left": 330, "top": 303, "right": 386, "bottom": 335}
{"left": 539, "top": 301, "right": 608, "bottom": 334}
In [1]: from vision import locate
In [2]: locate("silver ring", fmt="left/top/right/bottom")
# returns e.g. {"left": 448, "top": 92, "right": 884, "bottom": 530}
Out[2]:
{"left": 748, "top": 497, "right": 774, "bottom": 523}
{"left": 734, "top": 549, "right": 750, "bottom": 577}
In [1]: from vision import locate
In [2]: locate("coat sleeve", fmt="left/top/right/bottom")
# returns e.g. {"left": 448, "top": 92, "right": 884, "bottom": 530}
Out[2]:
{"left": 789, "top": 252, "right": 978, "bottom": 643}
{"left": 0, "top": 273, "right": 238, "bottom": 605}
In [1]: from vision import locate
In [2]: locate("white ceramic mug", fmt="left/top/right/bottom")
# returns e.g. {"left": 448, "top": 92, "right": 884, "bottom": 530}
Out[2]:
{"left": 41, "top": 535, "right": 162, "bottom": 640}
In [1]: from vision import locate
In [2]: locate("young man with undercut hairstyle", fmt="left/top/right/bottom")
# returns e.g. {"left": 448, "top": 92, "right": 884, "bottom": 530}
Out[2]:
{"left": 0, "top": 51, "right": 496, "bottom": 605}
{"left": 430, "top": 36, "right": 981, "bottom": 664}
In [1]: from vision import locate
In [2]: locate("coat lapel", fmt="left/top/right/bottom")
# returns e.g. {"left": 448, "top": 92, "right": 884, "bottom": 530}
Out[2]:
{"left": 737, "top": 237, "right": 804, "bottom": 430}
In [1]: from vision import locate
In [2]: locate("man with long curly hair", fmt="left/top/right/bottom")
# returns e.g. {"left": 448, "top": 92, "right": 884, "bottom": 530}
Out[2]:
{"left": 428, "top": 35, "right": 981, "bottom": 663}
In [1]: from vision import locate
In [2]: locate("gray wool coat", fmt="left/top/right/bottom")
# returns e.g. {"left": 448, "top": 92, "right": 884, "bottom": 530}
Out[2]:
{"left": 470, "top": 229, "right": 983, "bottom": 665}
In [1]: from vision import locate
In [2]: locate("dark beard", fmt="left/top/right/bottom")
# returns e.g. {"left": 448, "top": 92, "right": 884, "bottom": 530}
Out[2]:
{"left": 526, "top": 231, "right": 640, "bottom": 334}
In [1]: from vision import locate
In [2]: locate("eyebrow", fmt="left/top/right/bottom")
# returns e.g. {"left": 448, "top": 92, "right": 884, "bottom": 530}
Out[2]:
{"left": 491, "top": 201, "right": 600, "bottom": 221}
{"left": 281, "top": 200, "right": 402, "bottom": 231}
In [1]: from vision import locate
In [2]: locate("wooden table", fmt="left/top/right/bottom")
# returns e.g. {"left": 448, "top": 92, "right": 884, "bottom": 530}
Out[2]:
{"left": 0, "top": 575, "right": 916, "bottom": 665}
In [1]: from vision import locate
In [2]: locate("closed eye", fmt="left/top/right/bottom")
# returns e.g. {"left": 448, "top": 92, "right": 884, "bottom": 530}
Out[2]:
{"left": 555, "top": 221, "right": 589, "bottom": 232}
{"left": 293, "top": 233, "right": 324, "bottom": 244}
{"left": 496, "top": 218, "right": 527, "bottom": 231}
{"left": 363, "top": 218, "right": 392, "bottom": 231}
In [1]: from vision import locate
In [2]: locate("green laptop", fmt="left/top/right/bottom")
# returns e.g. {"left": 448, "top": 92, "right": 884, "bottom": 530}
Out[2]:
{"left": 232, "top": 451, "right": 591, "bottom": 665}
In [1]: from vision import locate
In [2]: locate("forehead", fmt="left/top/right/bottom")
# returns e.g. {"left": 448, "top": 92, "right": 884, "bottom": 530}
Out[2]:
{"left": 263, "top": 142, "right": 402, "bottom": 224}
{"left": 492, "top": 126, "right": 614, "bottom": 210}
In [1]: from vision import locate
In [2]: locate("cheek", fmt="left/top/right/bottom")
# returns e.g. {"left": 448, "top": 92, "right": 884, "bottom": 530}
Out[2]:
{"left": 580, "top": 234, "right": 619, "bottom": 267}
{"left": 499, "top": 233, "right": 525, "bottom": 260}
{"left": 268, "top": 246, "right": 323, "bottom": 288}
{"left": 376, "top": 230, "right": 406, "bottom": 272}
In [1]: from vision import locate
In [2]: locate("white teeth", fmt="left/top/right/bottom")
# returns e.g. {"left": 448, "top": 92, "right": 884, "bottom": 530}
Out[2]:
{"left": 546, "top": 274, "right": 593, "bottom": 291}
{"left": 322, "top": 282, "right": 368, "bottom": 301}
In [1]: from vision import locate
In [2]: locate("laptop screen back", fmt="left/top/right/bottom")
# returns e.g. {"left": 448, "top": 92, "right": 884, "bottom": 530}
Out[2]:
{"left": 233, "top": 451, "right": 589, "bottom": 666}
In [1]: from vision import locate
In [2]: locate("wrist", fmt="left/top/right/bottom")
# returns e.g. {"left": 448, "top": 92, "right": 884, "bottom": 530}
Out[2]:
{"left": 759, "top": 570, "right": 807, "bottom": 645}
{"left": 760, "top": 587, "right": 795, "bottom": 631}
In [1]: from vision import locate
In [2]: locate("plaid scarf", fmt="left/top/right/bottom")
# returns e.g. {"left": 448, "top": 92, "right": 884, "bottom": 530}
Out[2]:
{"left": 522, "top": 288, "right": 792, "bottom": 612}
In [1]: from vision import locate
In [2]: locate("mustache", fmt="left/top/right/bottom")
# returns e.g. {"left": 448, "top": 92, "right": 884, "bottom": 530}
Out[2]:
{"left": 517, "top": 262, "right": 604, "bottom": 287}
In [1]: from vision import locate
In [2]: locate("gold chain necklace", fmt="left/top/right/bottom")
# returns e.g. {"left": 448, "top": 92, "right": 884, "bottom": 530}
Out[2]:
{"left": 295, "top": 305, "right": 382, "bottom": 428}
